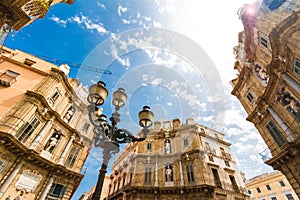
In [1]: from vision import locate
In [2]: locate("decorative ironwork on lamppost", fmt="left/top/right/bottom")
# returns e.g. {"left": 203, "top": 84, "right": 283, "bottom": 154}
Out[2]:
{"left": 87, "top": 81, "right": 154, "bottom": 200}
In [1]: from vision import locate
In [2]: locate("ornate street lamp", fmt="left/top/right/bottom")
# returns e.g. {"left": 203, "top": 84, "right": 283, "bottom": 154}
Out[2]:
{"left": 87, "top": 81, "right": 154, "bottom": 200}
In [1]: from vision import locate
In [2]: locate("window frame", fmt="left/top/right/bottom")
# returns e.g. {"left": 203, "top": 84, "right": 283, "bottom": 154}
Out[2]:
{"left": 265, "top": 120, "right": 287, "bottom": 147}
{"left": 144, "top": 167, "right": 152, "bottom": 185}
{"left": 0, "top": 70, "right": 20, "bottom": 86}
{"left": 186, "top": 164, "right": 195, "bottom": 183}
{"left": 65, "top": 146, "right": 80, "bottom": 168}
{"left": 16, "top": 116, "right": 41, "bottom": 143}
{"left": 294, "top": 58, "right": 300, "bottom": 76}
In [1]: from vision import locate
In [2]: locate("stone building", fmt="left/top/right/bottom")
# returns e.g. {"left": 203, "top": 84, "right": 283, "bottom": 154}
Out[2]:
{"left": 104, "top": 118, "right": 249, "bottom": 200}
{"left": 231, "top": 0, "right": 300, "bottom": 197}
{"left": 0, "top": 47, "right": 94, "bottom": 199}
{"left": 246, "top": 171, "right": 299, "bottom": 200}
{"left": 0, "top": 0, "right": 74, "bottom": 32}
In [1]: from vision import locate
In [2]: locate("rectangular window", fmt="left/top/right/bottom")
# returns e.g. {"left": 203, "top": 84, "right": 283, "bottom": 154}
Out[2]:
{"left": 266, "top": 120, "right": 287, "bottom": 147}
{"left": 183, "top": 138, "right": 189, "bottom": 147}
{"left": 82, "top": 122, "right": 90, "bottom": 132}
{"left": 246, "top": 92, "right": 254, "bottom": 102}
{"left": 208, "top": 155, "right": 214, "bottom": 162}
{"left": 186, "top": 165, "right": 195, "bottom": 182}
{"left": 224, "top": 160, "right": 230, "bottom": 167}
{"left": 147, "top": 142, "right": 152, "bottom": 151}
{"left": 260, "top": 36, "right": 268, "bottom": 48}
{"left": 257, "top": 187, "right": 261, "bottom": 193}
{"left": 0, "top": 70, "right": 19, "bottom": 86}
{"left": 48, "top": 183, "right": 66, "bottom": 198}
{"left": 285, "top": 194, "right": 295, "bottom": 200}
{"left": 266, "top": 184, "right": 271, "bottom": 190}
{"left": 271, "top": 197, "right": 277, "bottom": 200}
{"left": 16, "top": 117, "right": 40, "bottom": 143}
{"left": 144, "top": 167, "right": 152, "bottom": 185}
{"left": 229, "top": 175, "right": 239, "bottom": 192}
{"left": 212, "top": 168, "right": 222, "bottom": 188}
{"left": 0, "top": 160, "right": 8, "bottom": 174}
{"left": 294, "top": 58, "right": 300, "bottom": 76}
{"left": 65, "top": 146, "right": 80, "bottom": 168}
{"left": 279, "top": 180, "right": 285, "bottom": 186}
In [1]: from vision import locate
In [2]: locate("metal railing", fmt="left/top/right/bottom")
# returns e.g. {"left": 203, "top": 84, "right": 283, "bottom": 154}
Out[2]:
{"left": 259, "top": 148, "right": 272, "bottom": 162}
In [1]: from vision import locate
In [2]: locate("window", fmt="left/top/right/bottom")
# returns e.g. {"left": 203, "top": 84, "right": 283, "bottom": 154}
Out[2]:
{"left": 82, "top": 122, "right": 90, "bottom": 132}
{"left": 186, "top": 165, "right": 195, "bottom": 182}
{"left": 224, "top": 160, "right": 230, "bottom": 167}
{"left": 48, "top": 183, "right": 66, "bottom": 198}
{"left": 208, "top": 155, "right": 214, "bottom": 162}
{"left": 122, "top": 177, "right": 126, "bottom": 187}
{"left": 266, "top": 120, "right": 287, "bottom": 147}
{"left": 268, "top": 0, "right": 286, "bottom": 10}
{"left": 0, "top": 160, "right": 8, "bottom": 174}
{"left": 147, "top": 142, "right": 152, "bottom": 151}
{"left": 246, "top": 92, "right": 254, "bottom": 102}
{"left": 260, "top": 36, "right": 268, "bottom": 48}
{"left": 248, "top": 190, "right": 252, "bottom": 195}
{"left": 294, "top": 58, "right": 300, "bottom": 76}
{"left": 0, "top": 70, "right": 19, "bottom": 86}
{"left": 16, "top": 117, "right": 40, "bottom": 143}
{"left": 24, "top": 58, "right": 36, "bottom": 66}
{"left": 271, "top": 197, "right": 277, "bottom": 200}
{"left": 285, "top": 193, "right": 295, "bottom": 200}
{"left": 266, "top": 184, "right": 271, "bottom": 190}
{"left": 279, "top": 180, "right": 285, "bottom": 186}
{"left": 144, "top": 167, "right": 152, "bottom": 185}
{"left": 183, "top": 138, "right": 189, "bottom": 147}
{"left": 229, "top": 175, "right": 239, "bottom": 192}
{"left": 65, "top": 146, "right": 80, "bottom": 168}
{"left": 212, "top": 168, "right": 222, "bottom": 188}
{"left": 257, "top": 187, "right": 261, "bottom": 193}
{"left": 49, "top": 91, "right": 60, "bottom": 105}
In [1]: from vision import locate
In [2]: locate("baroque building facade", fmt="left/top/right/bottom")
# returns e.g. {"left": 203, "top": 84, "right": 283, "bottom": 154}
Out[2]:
{"left": 0, "top": 0, "right": 74, "bottom": 32}
{"left": 246, "top": 171, "right": 299, "bottom": 200}
{"left": 104, "top": 118, "right": 249, "bottom": 200}
{"left": 0, "top": 47, "right": 94, "bottom": 199}
{"left": 231, "top": 0, "right": 300, "bottom": 197}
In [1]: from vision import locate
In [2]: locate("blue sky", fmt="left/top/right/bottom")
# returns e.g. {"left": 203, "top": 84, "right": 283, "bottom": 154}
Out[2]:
{"left": 5, "top": 0, "right": 273, "bottom": 199}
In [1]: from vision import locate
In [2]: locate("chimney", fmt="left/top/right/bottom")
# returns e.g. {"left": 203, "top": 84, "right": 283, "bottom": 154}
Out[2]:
{"left": 172, "top": 118, "right": 180, "bottom": 131}
{"left": 186, "top": 118, "right": 194, "bottom": 125}
{"left": 154, "top": 121, "right": 161, "bottom": 131}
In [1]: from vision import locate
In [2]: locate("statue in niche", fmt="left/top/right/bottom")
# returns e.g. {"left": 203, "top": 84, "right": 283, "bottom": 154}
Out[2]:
{"left": 254, "top": 64, "right": 269, "bottom": 86}
{"left": 63, "top": 106, "right": 75, "bottom": 122}
{"left": 165, "top": 165, "right": 173, "bottom": 182}
{"left": 44, "top": 133, "right": 60, "bottom": 152}
{"left": 281, "top": 92, "right": 300, "bottom": 122}
{"left": 164, "top": 139, "right": 171, "bottom": 154}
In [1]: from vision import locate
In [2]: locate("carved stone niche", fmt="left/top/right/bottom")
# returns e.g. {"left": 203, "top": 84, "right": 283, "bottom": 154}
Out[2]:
{"left": 15, "top": 169, "right": 43, "bottom": 193}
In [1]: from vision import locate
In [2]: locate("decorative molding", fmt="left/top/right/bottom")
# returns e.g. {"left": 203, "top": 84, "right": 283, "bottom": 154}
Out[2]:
{"left": 15, "top": 169, "right": 42, "bottom": 193}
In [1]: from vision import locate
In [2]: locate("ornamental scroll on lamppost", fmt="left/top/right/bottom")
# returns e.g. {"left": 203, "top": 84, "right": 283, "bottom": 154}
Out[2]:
{"left": 87, "top": 81, "right": 154, "bottom": 200}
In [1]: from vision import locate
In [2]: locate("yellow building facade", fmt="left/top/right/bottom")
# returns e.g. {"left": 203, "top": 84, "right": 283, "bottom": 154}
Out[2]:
{"left": 231, "top": 0, "right": 300, "bottom": 197}
{"left": 103, "top": 119, "right": 249, "bottom": 200}
{"left": 0, "top": 0, "right": 74, "bottom": 33}
{"left": 0, "top": 47, "right": 94, "bottom": 199}
{"left": 246, "top": 171, "right": 299, "bottom": 200}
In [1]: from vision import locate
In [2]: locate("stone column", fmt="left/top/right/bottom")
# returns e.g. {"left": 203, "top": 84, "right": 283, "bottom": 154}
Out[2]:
{"left": 179, "top": 160, "right": 184, "bottom": 186}
{"left": 58, "top": 135, "right": 74, "bottom": 165}
{"left": 30, "top": 117, "right": 54, "bottom": 150}
{"left": 39, "top": 176, "right": 54, "bottom": 200}
{"left": 267, "top": 107, "right": 295, "bottom": 142}
{"left": 0, "top": 160, "right": 24, "bottom": 198}
{"left": 154, "top": 161, "right": 158, "bottom": 187}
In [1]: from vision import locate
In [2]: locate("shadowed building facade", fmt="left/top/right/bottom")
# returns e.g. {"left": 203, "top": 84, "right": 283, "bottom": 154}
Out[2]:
{"left": 231, "top": 0, "right": 300, "bottom": 197}
{"left": 103, "top": 119, "right": 249, "bottom": 200}
{"left": 0, "top": 47, "right": 93, "bottom": 199}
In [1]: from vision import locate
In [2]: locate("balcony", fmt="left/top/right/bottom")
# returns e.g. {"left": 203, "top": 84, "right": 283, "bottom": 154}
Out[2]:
{"left": 204, "top": 146, "right": 216, "bottom": 155}
{"left": 221, "top": 152, "right": 232, "bottom": 161}
{"left": 0, "top": 72, "right": 17, "bottom": 86}
{"left": 22, "top": 0, "right": 50, "bottom": 19}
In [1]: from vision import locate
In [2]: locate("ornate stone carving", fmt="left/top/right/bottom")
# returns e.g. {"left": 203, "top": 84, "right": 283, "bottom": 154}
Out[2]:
{"left": 15, "top": 169, "right": 42, "bottom": 193}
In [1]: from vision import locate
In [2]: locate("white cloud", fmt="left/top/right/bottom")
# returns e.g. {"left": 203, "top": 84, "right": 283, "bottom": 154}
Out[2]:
{"left": 118, "top": 5, "right": 128, "bottom": 16}
{"left": 97, "top": 2, "right": 106, "bottom": 9}
{"left": 49, "top": 14, "right": 108, "bottom": 35}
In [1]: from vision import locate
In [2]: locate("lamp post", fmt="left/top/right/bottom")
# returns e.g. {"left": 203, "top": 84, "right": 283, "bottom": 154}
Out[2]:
{"left": 87, "top": 81, "right": 154, "bottom": 200}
